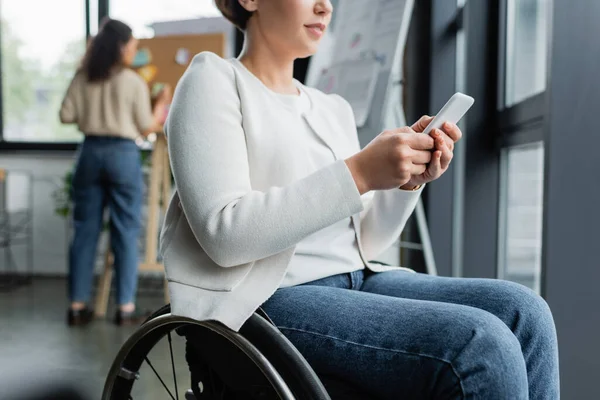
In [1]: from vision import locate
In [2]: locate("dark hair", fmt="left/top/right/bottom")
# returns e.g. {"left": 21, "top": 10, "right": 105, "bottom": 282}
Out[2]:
{"left": 215, "top": 0, "right": 253, "bottom": 31}
{"left": 81, "top": 18, "right": 133, "bottom": 82}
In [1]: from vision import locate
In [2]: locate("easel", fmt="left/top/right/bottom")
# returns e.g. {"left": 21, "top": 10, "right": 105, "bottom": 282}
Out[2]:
{"left": 95, "top": 133, "right": 171, "bottom": 317}
{"left": 384, "top": 6, "right": 437, "bottom": 276}
{"left": 307, "top": 0, "right": 437, "bottom": 275}
{"left": 390, "top": 100, "right": 438, "bottom": 276}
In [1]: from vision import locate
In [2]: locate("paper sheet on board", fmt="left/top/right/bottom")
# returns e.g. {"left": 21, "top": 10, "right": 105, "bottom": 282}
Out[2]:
{"left": 316, "top": 59, "right": 381, "bottom": 127}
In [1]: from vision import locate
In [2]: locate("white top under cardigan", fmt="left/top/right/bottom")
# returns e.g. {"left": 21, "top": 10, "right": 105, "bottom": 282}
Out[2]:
{"left": 160, "top": 52, "right": 423, "bottom": 331}
{"left": 272, "top": 84, "right": 365, "bottom": 287}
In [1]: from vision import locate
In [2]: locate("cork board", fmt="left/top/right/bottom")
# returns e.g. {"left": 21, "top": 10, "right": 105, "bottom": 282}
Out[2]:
{"left": 133, "top": 33, "right": 226, "bottom": 91}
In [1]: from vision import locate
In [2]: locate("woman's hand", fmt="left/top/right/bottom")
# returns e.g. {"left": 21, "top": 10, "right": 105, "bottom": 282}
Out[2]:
{"left": 411, "top": 115, "right": 462, "bottom": 152}
{"left": 400, "top": 116, "right": 463, "bottom": 190}
{"left": 345, "top": 127, "right": 435, "bottom": 194}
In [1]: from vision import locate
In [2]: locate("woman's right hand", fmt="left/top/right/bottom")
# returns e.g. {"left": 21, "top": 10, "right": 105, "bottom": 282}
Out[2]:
{"left": 345, "top": 127, "right": 435, "bottom": 194}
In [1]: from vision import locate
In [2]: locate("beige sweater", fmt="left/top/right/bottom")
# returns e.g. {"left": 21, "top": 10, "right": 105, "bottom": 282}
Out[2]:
{"left": 59, "top": 68, "right": 154, "bottom": 140}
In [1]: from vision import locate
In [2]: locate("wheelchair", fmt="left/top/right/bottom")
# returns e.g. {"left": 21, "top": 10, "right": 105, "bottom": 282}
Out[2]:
{"left": 102, "top": 304, "right": 373, "bottom": 400}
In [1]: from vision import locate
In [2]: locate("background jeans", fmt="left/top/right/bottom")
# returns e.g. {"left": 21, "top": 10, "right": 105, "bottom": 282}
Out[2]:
{"left": 262, "top": 269, "right": 559, "bottom": 399}
{"left": 69, "top": 136, "right": 143, "bottom": 306}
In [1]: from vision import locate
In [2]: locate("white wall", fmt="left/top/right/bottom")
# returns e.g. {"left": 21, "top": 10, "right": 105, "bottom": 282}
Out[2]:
{"left": 2, "top": 152, "right": 78, "bottom": 275}
{"left": 1, "top": 152, "right": 163, "bottom": 277}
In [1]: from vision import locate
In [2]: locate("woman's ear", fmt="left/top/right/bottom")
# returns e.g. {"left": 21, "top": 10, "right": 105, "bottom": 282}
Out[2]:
{"left": 119, "top": 45, "right": 127, "bottom": 64}
{"left": 122, "top": 43, "right": 132, "bottom": 65}
{"left": 238, "top": 0, "right": 259, "bottom": 12}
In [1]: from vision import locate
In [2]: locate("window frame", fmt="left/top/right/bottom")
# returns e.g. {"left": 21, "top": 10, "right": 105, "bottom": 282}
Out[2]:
{"left": 427, "top": 0, "right": 551, "bottom": 283}
{"left": 496, "top": 140, "right": 545, "bottom": 294}
{"left": 496, "top": 0, "right": 548, "bottom": 147}
{"left": 0, "top": 0, "right": 109, "bottom": 151}
{"left": 495, "top": 0, "right": 550, "bottom": 292}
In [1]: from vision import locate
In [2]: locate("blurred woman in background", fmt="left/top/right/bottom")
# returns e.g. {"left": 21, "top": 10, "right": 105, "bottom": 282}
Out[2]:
{"left": 59, "top": 18, "right": 166, "bottom": 326}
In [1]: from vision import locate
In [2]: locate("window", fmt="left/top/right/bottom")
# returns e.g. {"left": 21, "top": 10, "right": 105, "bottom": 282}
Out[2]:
{"left": 1, "top": 0, "right": 87, "bottom": 142}
{"left": 89, "top": 0, "right": 99, "bottom": 36}
{"left": 109, "top": 0, "right": 220, "bottom": 39}
{"left": 498, "top": 142, "right": 544, "bottom": 293}
{"left": 504, "top": 0, "right": 549, "bottom": 107}
{"left": 495, "top": 0, "right": 549, "bottom": 292}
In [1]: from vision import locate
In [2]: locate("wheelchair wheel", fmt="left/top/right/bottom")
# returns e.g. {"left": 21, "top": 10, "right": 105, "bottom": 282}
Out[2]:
{"left": 102, "top": 305, "right": 331, "bottom": 400}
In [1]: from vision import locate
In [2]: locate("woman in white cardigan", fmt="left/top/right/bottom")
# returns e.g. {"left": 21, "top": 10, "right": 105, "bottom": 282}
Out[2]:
{"left": 161, "top": 0, "right": 559, "bottom": 398}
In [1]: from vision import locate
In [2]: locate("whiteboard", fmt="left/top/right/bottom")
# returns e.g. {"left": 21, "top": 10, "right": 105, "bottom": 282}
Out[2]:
{"left": 306, "top": 0, "right": 416, "bottom": 266}
{"left": 307, "top": 0, "right": 415, "bottom": 145}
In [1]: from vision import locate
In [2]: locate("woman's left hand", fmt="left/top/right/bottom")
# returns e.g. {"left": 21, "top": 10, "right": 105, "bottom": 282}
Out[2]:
{"left": 400, "top": 116, "right": 463, "bottom": 190}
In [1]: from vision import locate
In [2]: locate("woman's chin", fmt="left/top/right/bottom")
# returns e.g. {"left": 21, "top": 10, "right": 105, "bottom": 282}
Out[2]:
{"left": 296, "top": 44, "right": 320, "bottom": 59}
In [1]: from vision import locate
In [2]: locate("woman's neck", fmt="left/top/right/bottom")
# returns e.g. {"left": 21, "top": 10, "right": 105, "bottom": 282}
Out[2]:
{"left": 238, "top": 35, "right": 298, "bottom": 95}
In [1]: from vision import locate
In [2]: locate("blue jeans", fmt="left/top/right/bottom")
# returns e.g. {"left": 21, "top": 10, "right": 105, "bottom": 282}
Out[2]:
{"left": 262, "top": 269, "right": 559, "bottom": 399}
{"left": 69, "top": 136, "right": 143, "bottom": 305}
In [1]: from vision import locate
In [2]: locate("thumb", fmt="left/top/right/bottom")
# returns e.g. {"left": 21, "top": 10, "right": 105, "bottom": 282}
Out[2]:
{"left": 412, "top": 115, "right": 433, "bottom": 133}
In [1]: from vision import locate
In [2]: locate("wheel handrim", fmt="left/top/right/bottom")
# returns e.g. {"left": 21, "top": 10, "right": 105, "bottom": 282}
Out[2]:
{"left": 102, "top": 313, "right": 295, "bottom": 400}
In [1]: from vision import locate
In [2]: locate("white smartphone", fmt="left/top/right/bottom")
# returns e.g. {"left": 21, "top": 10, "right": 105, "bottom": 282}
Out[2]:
{"left": 422, "top": 92, "right": 475, "bottom": 135}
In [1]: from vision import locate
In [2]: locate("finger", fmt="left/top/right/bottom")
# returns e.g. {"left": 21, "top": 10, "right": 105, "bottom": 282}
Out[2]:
{"left": 427, "top": 150, "right": 443, "bottom": 179}
{"left": 411, "top": 115, "right": 433, "bottom": 133}
{"left": 441, "top": 122, "right": 463, "bottom": 142}
{"left": 390, "top": 126, "right": 415, "bottom": 135}
{"left": 437, "top": 137, "right": 453, "bottom": 170}
{"left": 406, "top": 132, "right": 435, "bottom": 150}
{"left": 432, "top": 128, "right": 454, "bottom": 152}
{"left": 411, "top": 163, "right": 427, "bottom": 176}
{"left": 411, "top": 149, "right": 433, "bottom": 164}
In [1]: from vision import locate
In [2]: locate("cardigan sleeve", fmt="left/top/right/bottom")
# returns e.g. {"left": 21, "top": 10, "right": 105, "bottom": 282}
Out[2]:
{"left": 166, "top": 52, "right": 364, "bottom": 268}
{"left": 359, "top": 186, "right": 423, "bottom": 261}
{"left": 332, "top": 95, "right": 423, "bottom": 261}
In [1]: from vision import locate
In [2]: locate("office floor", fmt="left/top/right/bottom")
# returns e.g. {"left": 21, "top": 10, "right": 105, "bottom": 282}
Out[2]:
{"left": 0, "top": 279, "right": 192, "bottom": 400}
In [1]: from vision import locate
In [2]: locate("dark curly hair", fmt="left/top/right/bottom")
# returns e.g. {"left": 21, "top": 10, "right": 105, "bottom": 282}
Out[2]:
{"left": 81, "top": 18, "right": 133, "bottom": 82}
{"left": 215, "top": 0, "right": 254, "bottom": 31}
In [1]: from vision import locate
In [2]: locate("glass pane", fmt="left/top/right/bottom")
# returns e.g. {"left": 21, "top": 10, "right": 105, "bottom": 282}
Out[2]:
{"left": 505, "top": 0, "right": 549, "bottom": 107}
{"left": 499, "top": 142, "right": 544, "bottom": 293}
{"left": 1, "top": 0, "right": 86, "bottom": 142}
{"left": 89, "top": 0, "right": 99, "bottom": 36}
{"left": 110, "top": 0, "right": 220, "bottom": 38}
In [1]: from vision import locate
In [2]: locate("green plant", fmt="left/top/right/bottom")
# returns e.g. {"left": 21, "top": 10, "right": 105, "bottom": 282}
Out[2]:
{"left": 52, "top": 170, "right": 73, "bottom": 218}
{"left": 51, "top": 171, "right": 108, "bottom": 231}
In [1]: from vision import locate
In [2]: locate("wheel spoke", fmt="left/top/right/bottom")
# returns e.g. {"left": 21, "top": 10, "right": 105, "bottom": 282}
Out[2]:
{"left": 144, "top": 356, "right": 176, "bottom": 400}
{"left": 168, "top": 332, "right": 180, "bottom": 400}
